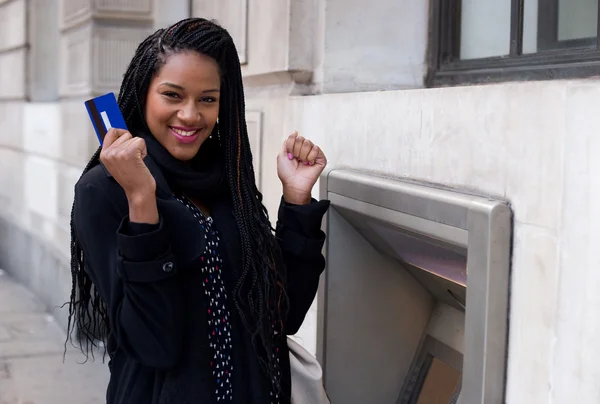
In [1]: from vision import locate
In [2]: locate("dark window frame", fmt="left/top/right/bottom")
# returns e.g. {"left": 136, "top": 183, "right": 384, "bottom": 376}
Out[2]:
{"left": 427, "top": 0, "right": 600, "bottom": 86}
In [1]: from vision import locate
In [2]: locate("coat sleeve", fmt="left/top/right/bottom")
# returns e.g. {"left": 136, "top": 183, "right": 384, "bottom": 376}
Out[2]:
{"left": 73, "top": 180, "right": 188, "bottom": 369}
{"left": 275, "top": 197, "right": 330, "bottom": 335}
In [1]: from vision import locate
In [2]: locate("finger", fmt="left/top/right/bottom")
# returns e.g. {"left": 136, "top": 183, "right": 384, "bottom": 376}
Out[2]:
{"left": 123, "top": 137, "right": 148, "bottom": 159}
{"left": 284, "top": 131, "right": 299, "bottom": 158}
{"left": 298, "top": 139, "right": 314, "bottom": 163}
{"left": 293, "top": 136, "right": 305, "bottom": 157}
{"left": 110, "top": 131, "right": 133, "bottom": 150}
{"left": 315, "top": 146, "right": 327, "bottom": 166}
{"left": 102, "top": 128, "right": 130, "bottom": 149}
{"left": 305, "top": 145, "right": 320, "bottom": 165}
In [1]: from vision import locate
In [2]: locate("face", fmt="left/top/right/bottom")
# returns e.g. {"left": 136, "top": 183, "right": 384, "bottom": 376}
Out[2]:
{"left": 145, "top": 51, "right": 221, "bottom": 161}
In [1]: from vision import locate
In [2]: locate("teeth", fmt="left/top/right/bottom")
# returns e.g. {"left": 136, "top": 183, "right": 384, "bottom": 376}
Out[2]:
{"left": 171, "top": 127, "right": 198, "bottom": 137}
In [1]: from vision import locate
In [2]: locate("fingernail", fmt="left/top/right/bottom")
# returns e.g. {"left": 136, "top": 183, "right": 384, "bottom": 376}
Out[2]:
{"left": 288, "top": 153, "right": 293, "bottom": 160}
{"left": 303, "top": 161, "right": 309, "bottom": 165}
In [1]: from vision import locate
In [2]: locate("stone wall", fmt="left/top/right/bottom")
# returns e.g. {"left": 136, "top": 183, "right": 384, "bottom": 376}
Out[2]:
{"left": 0, "top": 0, "right": 156, "bottom": 330}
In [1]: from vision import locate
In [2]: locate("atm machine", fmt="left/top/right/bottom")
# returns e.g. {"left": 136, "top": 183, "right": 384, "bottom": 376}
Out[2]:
{"left": 316, "top": 169, "right": 512, "bottom": 404}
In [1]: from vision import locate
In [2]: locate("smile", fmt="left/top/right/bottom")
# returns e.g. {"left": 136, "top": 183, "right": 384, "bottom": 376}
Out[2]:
{"left": 169, "top": 126, "right": 202, "bottom": 144}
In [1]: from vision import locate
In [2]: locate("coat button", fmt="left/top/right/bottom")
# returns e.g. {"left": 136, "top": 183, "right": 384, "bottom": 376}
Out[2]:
{"left": 162, "top": 261, "right": 174, "bottom": 273}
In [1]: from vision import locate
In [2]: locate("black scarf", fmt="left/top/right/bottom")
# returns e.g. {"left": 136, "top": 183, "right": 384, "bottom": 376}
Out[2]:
{"left": 141, "top": 132, "right": 227, "bottom": 203}
{"left": 141, "top": 132, "right": 243, "bottom": 279}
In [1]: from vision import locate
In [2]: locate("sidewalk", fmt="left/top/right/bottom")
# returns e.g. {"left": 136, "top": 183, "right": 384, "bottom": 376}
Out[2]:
{"left": 0, "top": 269, "right": 109, "bottom": 404}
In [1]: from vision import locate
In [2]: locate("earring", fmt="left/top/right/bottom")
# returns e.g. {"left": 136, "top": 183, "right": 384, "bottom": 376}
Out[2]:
{"left": 210, "top": 119, "right": 219, "bottom": 139}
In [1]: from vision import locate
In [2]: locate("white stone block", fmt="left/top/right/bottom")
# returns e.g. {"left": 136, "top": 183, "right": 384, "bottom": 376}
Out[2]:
{"left": 502, "top": 83, "right": 566, "bottom": 232}
{"left": 0, "top": 148, "right": 25, "bottom": 216}
{"left": 24, "top": 155, "right": 59, "bottom": 221}
{"left": 60, "top": 0, "right": 92, "bottom": 30}
{"left": 244, "top": 90, "right": 290, "bottom": 221}
{"left": 243, "top": 0, "right": 289, "bottom": 75}
{"left": 59, "top": 98, "right": 98, "bottom": 167}
{"left": 245, "top": 110, "right": 263, "bottom": 189}
{"left": 96, "top": 0, "right": 152, "bottom": 15}
{"left": 427, "top": 86, "right": 509, "bottom": 196}
{"left": 0, "top": 0, "right": 26, "bottom": 51}
{"left": 59, "top": 23, "right": 92, "bottom": 96}
{"left": 504, "top": 223, "right": 558, "bottom": 404}
{"left": 550, "top": 82, "right": 600, "bottom": 404}
{"left": 288, "top": 0, "right": 318, "bottom": 72}
{"left": 92, "top": 24, "right": 153, "bottom": 93}
{"left": 60, "top": 0, "right": 152, "bottom": 30}
{"left": 192, "top": 0, "right": 248, "bottom": 63}
{"left": 153, "top": 0, "right": 189, "bottom": 29}
{"left": 0, "top": 47, "right": 26, "bottom": 99}
{"left": 28, "top": 0, "right": 60, "bottom": 102}
{"left": 60, "top": 22, "right": 152, "bottom": 97}
{"left": 285, "top": 81, "right": 566, "bottom": 230}
{"left": 284, "top": 89, "right": 429, "bottom": 181}
{"left": 23, "top": 103, "right": 61, "bottom": 160}
{"left": 0, "top": 101, "right": 24, "bottom": 149}
{"left": 321, "top": 0, "right": 428, "bottom": 92}
{"left": 57, "top": 163, "right": 82, "bottom": 222}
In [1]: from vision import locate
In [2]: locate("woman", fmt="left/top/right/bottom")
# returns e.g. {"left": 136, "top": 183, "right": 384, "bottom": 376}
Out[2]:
{"left": 67, "top": 18, "right": 329, "bottom": 404}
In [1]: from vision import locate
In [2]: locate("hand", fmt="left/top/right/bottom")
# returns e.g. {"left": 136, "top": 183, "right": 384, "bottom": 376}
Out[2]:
{"left": 277, "top": 132, "right": 327, "bottom": 205}
{"left": 100, "top": 129, "right": 158, "bottom": 223}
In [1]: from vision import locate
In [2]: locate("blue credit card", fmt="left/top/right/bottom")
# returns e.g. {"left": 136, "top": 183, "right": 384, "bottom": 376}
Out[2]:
{"left": 84, "top": 92, "right": 128, "bottom": 145}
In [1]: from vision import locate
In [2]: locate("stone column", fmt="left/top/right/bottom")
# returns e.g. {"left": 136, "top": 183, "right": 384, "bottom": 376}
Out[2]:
{"left": 0, "top": 0, "right": 27, "bottom": 219}
{"left": 58, "top": 0, "right": 155, "bottom": 168}
{"left": 28, "top": 0, "right": 60, "bottom": 102}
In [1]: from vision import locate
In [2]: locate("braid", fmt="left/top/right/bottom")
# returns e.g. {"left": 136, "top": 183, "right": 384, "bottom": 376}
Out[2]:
{"left": 65, "top": 29, "right": 164, "bottom": 359}
{"left": 66, "top": 18, "right": 289, "bottom": 393}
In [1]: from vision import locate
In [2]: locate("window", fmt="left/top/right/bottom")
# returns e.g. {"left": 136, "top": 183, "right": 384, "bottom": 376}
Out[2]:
{"left": 428, "top": 0, "right": 600, "bottom": 86}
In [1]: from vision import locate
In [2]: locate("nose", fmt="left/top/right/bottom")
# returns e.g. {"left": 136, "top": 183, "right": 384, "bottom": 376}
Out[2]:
{"left": 177, "top": 100, "right": 202, "bottom": 125}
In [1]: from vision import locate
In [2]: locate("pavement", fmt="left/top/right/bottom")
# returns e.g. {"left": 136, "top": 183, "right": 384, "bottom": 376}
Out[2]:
{"left": 0, "top": 269, "right": 109, "bottom": 404}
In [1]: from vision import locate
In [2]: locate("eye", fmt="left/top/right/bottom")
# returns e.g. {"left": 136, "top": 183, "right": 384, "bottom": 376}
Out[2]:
{"left": 201, "top": 97, "right": 217, "bottom": 103}
{"left": 163, "top": 92, "right": 181, "bottom": 99}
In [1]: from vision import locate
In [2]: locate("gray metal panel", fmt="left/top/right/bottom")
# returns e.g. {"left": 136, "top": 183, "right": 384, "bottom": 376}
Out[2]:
{"left": 327, "top": 169, "right": 481, "bottom": 230}
{"left": 328, "top": 193, "right": 469, "bottom": 248}
{"left": 318, "top": 169, "right": 512, "bottom": 404}
{"left": 322, "top": 208, "right": 435, "bottom": 403}
{"left": 460, "top": 201, "right": 511, "bottom": 404}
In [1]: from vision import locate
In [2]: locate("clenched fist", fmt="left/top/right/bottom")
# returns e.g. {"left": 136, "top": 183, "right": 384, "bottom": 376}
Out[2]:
{"left": 277, "top": 131, "right": 327, "bottom": 205}
{"left": 100, "top": 129, "right": 158, "bottom": 224}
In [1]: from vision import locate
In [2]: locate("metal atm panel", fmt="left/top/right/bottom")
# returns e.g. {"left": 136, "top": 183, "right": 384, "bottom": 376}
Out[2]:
{"left": 316, "top": 169, "right": 512, "bottom": 404}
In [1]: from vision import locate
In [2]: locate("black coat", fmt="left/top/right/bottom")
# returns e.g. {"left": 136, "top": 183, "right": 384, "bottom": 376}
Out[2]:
{"left": 72, "top": 155, "right": 329, "bottom": 404}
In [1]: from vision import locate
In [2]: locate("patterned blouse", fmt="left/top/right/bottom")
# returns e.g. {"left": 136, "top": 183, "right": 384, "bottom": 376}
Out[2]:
{"left": 175, "top": 193, "right": 234, "bottom": 402}
{"left": 175, "top": 192, "right": 283, "bottom": 404}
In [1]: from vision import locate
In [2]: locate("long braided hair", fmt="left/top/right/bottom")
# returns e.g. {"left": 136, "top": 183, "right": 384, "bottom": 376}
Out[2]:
{"left": 66, "top": 18, "right": 288, "bottom": 390}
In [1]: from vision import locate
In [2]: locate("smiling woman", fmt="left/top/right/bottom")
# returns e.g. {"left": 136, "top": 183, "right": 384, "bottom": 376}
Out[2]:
{"left": 145, "top": 52, "right": 221, "bottom": 160}
{"left": 66, "top": 17, "right": 330, "bottom": 404}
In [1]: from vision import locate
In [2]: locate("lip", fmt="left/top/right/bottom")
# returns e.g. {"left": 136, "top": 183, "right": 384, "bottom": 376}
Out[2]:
{"left": 169, "top": 127, "right": 201, "bottom": 144}
{"left": 171, "top": 125, "right": 201, "bottom": 131}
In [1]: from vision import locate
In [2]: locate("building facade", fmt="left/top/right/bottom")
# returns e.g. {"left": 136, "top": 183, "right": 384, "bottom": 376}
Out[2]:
{"left": 0, "top": 0, "right": 599, "bottom": 402}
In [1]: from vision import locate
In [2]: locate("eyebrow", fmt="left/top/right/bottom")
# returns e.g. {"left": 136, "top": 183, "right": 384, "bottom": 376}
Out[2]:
{"left": 159, "top": 82, "right": 220, "bottom": 93}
